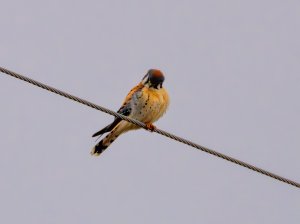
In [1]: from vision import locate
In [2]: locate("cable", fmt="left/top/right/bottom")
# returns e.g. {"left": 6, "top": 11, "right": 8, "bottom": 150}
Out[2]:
{"left": 1, "top": 66, "right": 299, "bottom": 189}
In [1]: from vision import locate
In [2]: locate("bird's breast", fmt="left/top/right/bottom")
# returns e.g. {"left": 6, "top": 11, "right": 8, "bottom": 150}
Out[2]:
{"left": 130, "top": 87, "right": 169, "bottom": 123}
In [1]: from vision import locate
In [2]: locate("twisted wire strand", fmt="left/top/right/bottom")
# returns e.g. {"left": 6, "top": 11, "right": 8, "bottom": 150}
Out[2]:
{"left": 1, "top": 66, "right": 299, "bottom": 189}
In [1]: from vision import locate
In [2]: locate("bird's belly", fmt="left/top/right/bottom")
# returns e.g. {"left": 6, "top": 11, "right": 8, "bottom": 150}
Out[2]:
{"left": 131, "top": 94, "right": 164, "bottom": 123}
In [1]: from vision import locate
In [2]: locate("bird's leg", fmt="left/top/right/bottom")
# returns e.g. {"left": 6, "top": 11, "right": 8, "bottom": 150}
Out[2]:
{"left": 145, "top": 123, "right": 156, "bottom": 132}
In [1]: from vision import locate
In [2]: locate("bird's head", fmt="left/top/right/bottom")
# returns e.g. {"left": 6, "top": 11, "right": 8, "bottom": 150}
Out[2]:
{"left": 141, "top": 69, "right": 165, "bottom": 89}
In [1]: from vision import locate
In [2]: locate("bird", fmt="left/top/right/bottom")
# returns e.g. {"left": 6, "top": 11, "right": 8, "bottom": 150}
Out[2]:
{"left": 91, "top": 69, "right": 170, "bottom": 156}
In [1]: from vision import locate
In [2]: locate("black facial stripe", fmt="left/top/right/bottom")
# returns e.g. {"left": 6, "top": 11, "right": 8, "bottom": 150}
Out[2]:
{"left": 149, "top": 83, "right": 163, "bottom": 89}
{"left": 142, "top": 74, "right": 148, "bottom": 80}
{"left": 142, "top": 74, "right": 149, "bottom": 84}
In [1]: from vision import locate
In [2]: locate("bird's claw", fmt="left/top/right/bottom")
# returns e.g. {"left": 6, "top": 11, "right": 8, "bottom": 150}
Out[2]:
{"left": 145, "top": 123, "right": 156, "bottom": 132}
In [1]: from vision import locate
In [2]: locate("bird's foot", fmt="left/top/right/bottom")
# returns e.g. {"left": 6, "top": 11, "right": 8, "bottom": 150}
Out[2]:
{"left": 145, "top": 123, "right": 156, "bottom": 132}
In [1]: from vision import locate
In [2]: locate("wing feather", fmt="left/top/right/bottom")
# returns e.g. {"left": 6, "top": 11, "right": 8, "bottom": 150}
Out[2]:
{"left": 92, "top": 83, "right": 143, "bottom": 137}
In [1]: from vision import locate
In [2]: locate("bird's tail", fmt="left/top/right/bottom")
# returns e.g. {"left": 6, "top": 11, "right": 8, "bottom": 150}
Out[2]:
{"left": 91, "top": 128, "right": 122, "bottom": 156}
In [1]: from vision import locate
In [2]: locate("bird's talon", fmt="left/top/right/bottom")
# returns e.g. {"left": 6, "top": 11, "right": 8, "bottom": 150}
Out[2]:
{"left": 145, "top": 123, "right": 156, "bottom": 132}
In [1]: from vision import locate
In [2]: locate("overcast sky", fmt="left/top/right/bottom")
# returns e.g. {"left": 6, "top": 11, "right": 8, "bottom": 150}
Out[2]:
{"left": 1, "top": 0, "right": 299, "bottom": 223}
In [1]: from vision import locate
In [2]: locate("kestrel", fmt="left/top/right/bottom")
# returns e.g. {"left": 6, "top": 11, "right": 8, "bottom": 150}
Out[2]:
{"left": 91, "top": 69, "right": 170, "bottom": 156}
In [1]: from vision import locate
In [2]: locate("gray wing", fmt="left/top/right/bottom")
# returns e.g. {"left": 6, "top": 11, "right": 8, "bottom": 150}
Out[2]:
{"left": 92, "top": 101, "right": 132, "bottom": 137}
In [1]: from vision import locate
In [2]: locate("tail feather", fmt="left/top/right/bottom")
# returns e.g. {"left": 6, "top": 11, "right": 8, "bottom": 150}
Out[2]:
{"left": 91, "top": 121, "right": 133, "bottom": 156}
{"left": 91, "top": 131, "right": 120, "bottom": 156}
{"left": 90, "top": 139, "right": 109, "bottom": 156}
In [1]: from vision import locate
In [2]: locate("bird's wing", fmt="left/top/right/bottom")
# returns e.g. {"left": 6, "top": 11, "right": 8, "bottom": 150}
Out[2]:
{"left": 91, "top": 104, "right": 132, "bottom": 137}
{"left": 92, "top": 83, "right": 143, "bottom": 137}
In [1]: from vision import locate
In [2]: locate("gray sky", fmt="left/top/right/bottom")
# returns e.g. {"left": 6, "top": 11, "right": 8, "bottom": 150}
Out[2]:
{"left": 1, "top": 0, "right": 299, "bottom": 223}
